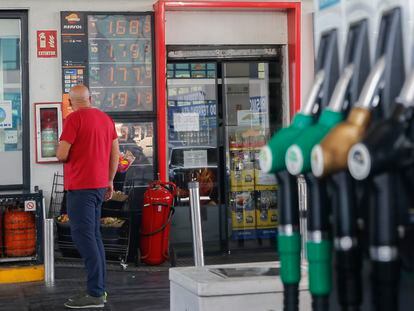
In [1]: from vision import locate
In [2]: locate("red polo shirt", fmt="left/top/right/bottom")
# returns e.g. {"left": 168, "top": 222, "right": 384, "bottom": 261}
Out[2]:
{"left": 60, "top": 108, "right": 118, "bottom": 190}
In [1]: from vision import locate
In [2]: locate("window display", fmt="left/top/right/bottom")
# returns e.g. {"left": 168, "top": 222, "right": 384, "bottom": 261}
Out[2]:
{"left": 224, "top": 62, "right": 280, "bottom": 241}
{"left": 167, "top": 58, "right": 285, "bottom": 255}
{"left": 115, "top": 121, "right": 154, "bottom": 186}
{"left": 167, "top": 63, "right": 218, "bottom": 202}
{"left": 167, "top": 62, "right": 220, "bottom": 253}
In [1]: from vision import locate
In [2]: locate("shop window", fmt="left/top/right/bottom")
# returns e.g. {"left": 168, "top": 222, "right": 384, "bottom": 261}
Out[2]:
{"left": 0, "top": 39, "right": 20, "bottom": 71}
{"left": 166, "top": 54, "right": 285, "bottom": 254}
{"left": 0, "top": 13, "right": 29, "bottom": 190}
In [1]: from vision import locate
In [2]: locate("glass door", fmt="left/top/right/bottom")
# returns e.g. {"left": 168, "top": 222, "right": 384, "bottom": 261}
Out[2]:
{"left": 223, "top": 61, "right": 284, "bottom": 251}
{"left": 167, "top": 62, "right": 221, "bottom": 254}
{"left": 0, "top": 13, "right": 29, "bottom": 189}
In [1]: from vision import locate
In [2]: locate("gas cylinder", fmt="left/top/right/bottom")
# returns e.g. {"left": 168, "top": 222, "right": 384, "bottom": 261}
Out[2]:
{"left": 139, "top": 180, "right": 176, "bottom": 265}
{"left": 4, "top": 210, "right": 36, "bottom": 257}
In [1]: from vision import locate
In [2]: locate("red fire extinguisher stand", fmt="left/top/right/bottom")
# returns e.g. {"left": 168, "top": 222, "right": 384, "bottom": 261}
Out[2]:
{"left": 138, "top": 181, "right": 177, "bottom": 266}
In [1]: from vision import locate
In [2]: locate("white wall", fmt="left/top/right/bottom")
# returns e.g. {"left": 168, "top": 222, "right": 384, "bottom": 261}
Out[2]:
{"left": 166, "top": 11, "right": 287, "bottom": 45}
{"left": 0, "top": 0, "right": 314, "bottom": 207}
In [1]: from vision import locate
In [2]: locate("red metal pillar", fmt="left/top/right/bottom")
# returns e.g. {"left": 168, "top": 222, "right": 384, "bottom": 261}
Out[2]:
{"left": 154, "top": 1, "right": 167, "bottom": 181}
{"left": 287, "top": 3, "right": 302, "bottom": 117}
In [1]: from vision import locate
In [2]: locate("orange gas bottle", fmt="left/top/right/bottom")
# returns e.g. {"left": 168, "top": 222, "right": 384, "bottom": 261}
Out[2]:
{"left": 139, "top": 180, "right": 176, "bottom": 266}
{"left": 4, "top": 210, "right": 36, "bottom": 257}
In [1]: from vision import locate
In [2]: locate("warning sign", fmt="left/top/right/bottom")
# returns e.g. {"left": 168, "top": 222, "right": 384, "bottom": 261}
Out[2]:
{"left": 37, "top": 30, "right": 58, "bottom": 58}
{"left": 24, "top": 200, "right": 37, "bottom": 212}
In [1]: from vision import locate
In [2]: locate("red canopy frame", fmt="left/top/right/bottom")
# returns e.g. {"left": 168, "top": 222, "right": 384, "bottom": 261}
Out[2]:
{"left": 154, "top": 1, "right": 302, "bottom": 180}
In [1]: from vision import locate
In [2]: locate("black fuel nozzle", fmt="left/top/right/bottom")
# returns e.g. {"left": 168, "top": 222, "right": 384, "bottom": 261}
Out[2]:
{"left": 348, "top": 103, "right": 414, "bottom": 180}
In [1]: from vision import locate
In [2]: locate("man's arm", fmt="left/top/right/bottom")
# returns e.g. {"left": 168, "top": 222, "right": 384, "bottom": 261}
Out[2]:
{"left": 56, "top": 141, "right": 72, "bottom": 162}
{"left": 105, "top": 138, "right": 120, "bottom": 201}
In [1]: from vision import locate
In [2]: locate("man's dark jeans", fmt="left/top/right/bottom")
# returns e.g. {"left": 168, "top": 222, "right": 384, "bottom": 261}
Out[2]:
{"left": 67, "top": 188, "right": 107, "bottom": 297}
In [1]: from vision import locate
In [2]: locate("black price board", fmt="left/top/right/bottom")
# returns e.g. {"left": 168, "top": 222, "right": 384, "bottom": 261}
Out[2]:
{"left": 61, "top": 12, "right": 154, "bottom": 112}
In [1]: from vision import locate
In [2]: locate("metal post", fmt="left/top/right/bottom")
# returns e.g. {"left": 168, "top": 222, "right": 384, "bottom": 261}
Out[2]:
{"left": 297, "top": 175, "right": 308, "bottom": 260}
{"left": 188, "top": 181, "right": 204, "bottom": 267}
{"left": 44, "top": 218, "right": 55, "bottom": 285}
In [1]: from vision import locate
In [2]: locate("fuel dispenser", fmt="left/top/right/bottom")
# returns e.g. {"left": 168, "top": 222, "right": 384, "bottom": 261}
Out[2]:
{"left": 347, "top": 71, "right": 414, "bottom": 311}
{"left": 260, "top": 29, "right": 340, "bottom": 311}
{"left": 283, "top": 17, "right": 372, "bottom": 311}
{"left": 311, "top": 6, "right": 405, "bottom": 311}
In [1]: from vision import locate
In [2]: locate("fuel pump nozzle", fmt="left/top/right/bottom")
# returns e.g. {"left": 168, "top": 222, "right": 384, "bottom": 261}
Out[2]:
{"left": 285, "top": 65, "right": 354, "bottom": 175}
{"left": 283, "top": 65, "right": 355, "bottom": 311}
{"left": 260, "top": 70, "right": 325, "bottom": 173}
{"left": 348, "top": 70, "right": 414, "bottom": 179}
{"left": 311, "top": 57, "right": 386, "bottom": 178}
{"left": 259, "top": 71, "right": 325, "bottom": 311}
{"left": 347, "top": 71, "right": 414, "bottom": 311}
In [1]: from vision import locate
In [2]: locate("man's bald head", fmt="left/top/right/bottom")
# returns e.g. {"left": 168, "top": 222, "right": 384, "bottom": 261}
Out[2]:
{"left": 69, "top": 85, "right": 91, "bottom": 110}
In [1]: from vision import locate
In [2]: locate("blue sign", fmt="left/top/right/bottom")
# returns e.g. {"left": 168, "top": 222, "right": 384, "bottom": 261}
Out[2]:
{"left": 250, "top": 96, "right": 267, "bottom": 113}
{"left": 319, "top": 0, "right": 340, "bottom": 10}
{"left": 0, "top": 108, "right": 5, "bottom": 123}
{"left": 168, "top": 102, "right": 216, "bottom": 118}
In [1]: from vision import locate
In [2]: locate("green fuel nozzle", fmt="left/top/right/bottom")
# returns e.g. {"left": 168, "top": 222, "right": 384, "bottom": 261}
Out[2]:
{"left": 259, "top": 70, "right": 325, "bottom": 174}
{"left": 285, "top": 65, "right": 354, "bottom": 175}
{"left": 285, "top": 109, "right": 344, "bottom": 175}
{"left": 259, "top": 113, "right": 315, "bottom": 173}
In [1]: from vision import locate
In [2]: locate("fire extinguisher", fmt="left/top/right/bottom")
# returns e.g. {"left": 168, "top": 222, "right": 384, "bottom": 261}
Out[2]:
{"left": 41, "top": 112, "right": 58, "bottom": 157}
{"left": 138, "top": 180, "right": 177, "bottom": 266}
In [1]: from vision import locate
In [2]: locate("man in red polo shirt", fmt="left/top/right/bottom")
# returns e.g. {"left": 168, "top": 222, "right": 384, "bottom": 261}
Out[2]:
{"left": 57, "top": 85, "right": 119, "bottom": 309}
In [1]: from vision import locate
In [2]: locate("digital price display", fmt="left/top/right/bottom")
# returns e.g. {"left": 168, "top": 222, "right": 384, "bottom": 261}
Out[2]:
{"left": 61, "top": 12, "right": 154, "bottom": 113}
{"left": 88, "top": 15, "right": 153, "bottom": 111}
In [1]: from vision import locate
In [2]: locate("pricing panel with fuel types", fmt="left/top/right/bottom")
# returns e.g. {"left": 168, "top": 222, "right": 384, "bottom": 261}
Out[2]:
{"left": 61, "top": 12, "right": 154, "bottom": 114}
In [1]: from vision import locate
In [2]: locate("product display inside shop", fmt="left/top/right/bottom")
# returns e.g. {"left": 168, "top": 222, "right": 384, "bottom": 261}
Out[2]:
{"left": 166, "top": 56, "right": 285, "bottom": 255}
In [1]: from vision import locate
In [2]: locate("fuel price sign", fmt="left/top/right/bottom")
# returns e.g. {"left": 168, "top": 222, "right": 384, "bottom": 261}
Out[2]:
{"left": 61, "top": 12, "right": 154, "bottom": 113}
